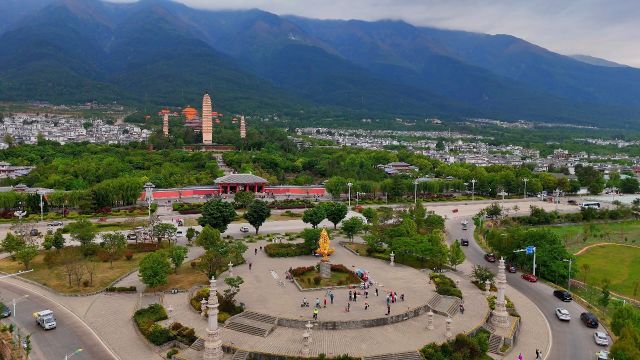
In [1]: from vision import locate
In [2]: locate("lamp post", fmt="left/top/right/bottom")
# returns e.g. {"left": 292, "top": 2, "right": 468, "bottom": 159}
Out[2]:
{"left": 523, "top": 178, "right": 528, "bottom": 199}
{"left": 563, "top": 258, "right": 572, "bottom": 291}
{"left": 64, "top": 348, "right": 83, "bottom": 360}
{"left": 37, "top": 190, "right": 45, "bottom": 222}
{"left": 143, "top": 182, "right": 155, "bottom": 223}
{"left": 611, "top": 186, "right": 618, "bottom": 203}
{"left": 554, "top": 188, "right": 561, "bottom": 211}
{"left": 11, "top": 294, "right": 29, "bottom": 319}
{"left": 347, "top": 182, "right": 353, "bottom": 208}
{"left": 414, "top": 179, "right": 419, "bottom": 205}
{"left": 471, "top": 179, "right": 477, "bottom": 201}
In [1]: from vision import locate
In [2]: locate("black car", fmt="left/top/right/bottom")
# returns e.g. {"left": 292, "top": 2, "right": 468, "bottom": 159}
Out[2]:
{"left": 507, "top": 263, "right": 517, "bottom": 273}
{"left": 0, "top": 303, "right": 11, "bottom": 318}
{"left": 460, "top": 239, "right": 469, "bottom": 246}
{"left": 484, "top": 253, "right": 496, "bottom": 263}
{"left": 554, "top": 290, "right": 573, "bottom": 302}
{"left": 581, "top": 312, "right": 599, "bottom": 328}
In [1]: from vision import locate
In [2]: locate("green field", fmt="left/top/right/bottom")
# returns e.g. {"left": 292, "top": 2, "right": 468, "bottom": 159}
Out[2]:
{"left": 544, "top": 220, "right": 640, "bottom": 253}
{"left": 576, "top": 244, "right": 640, "bottom": 300}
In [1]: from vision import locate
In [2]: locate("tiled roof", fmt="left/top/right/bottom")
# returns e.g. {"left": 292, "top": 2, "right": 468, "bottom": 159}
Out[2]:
{"left": 214, "top": 173, "right": 268, "bottom": 184}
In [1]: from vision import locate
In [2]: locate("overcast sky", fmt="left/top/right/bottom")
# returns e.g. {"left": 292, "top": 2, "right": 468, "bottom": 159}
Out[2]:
{"left": 121, "top": 0, "right": 640, "bottom": 66}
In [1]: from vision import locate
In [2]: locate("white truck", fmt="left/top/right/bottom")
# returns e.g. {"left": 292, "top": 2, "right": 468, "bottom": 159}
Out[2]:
{"left": 33, "top": 310, "right": 56, "bottom": 330}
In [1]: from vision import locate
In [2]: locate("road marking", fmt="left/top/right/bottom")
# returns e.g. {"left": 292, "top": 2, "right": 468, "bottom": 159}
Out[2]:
{"left": 0, "top": 279, "right": 120, "bottom": 360}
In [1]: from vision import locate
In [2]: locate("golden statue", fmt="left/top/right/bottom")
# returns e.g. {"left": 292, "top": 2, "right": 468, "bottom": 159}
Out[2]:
{"left": 316, "top": 228, "right": 334, "bottom": 262}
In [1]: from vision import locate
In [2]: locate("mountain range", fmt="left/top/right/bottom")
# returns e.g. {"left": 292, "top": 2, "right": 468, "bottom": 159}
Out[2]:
{"left": 0, "top": 0, "right": 639, "bottom": 128}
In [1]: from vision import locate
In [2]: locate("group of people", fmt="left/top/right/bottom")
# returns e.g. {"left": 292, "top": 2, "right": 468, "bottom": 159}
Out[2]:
{"left": 301, "top": 286, "right": 409, "bottom": 318}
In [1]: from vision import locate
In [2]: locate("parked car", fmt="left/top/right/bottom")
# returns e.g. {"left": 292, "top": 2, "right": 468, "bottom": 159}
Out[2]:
{"left": 47, "top": 221, "right": 63, "bottom": 227}
{"left": 507, "top": 263, "right": 517, "bottom": 273}
{"left": 240, "top": 226, "right": 250, "bottom": 233}
{"left": 553, "top": 290, "right": 573, "bottom": 302}
{"left": 521, "top": 273, "right": 538, "bottom": 282}
{"left": 596, "top": 350, "right": 609, "bottom": 360}
{"left": 568, "top": 199, "right": 578, "bottom": 205}
{"left": 127, "top": 233, "right": 138, "bottom": 241}
{"left": 176, "top": 229, "right": 185, "bottom": 237}
{"left": 29, "top": 228, "right": 40, "bottom": 236}
{"left": 581, "top": 312, "right": 599, "bottom": 328}
{"left": 0, "top": 303, "right": 11, "bottom": 318}
{"left": 555, "top": 308, "right": 571, "bottom": 321}
{"left": 593, "top": 331, "right": 609, "bottom": 346}
{"left": 460, "top": 239, "right": 469, "bottom": 246}
{"left": 484, "top": 253, "right": 496, "bottom": 262}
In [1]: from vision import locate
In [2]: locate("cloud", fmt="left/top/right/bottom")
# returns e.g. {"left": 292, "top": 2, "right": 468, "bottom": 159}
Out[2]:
{"left": 111, "top": 0, "right": 640, "bottom": 66}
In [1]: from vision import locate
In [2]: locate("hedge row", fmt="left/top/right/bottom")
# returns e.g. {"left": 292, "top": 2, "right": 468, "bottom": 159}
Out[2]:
{"left": 264, "top": 243, "right": 308, "bottom": 257}
{"left": 430, "top": 273, "right": 463, "bottom": 299}
{"left": 106, "top": 286, "right": 137, "bottom": 292}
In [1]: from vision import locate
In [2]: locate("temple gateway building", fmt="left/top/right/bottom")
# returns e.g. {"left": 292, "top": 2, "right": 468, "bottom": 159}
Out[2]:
{"left": 214, "top": 173, "right": 268, "bottom": 194}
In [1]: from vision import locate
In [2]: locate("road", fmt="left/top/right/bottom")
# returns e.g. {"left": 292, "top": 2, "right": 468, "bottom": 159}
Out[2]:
{"left": 0, "top": 280, "right": 116, "bottom": 360}
{"left": 447, "top": 216, "right": 610, "bottom": 360}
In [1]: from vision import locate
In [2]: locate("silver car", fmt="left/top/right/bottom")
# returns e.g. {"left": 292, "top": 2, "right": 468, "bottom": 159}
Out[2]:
{"left": 555, "top": 308, "right": 571, "bottom": 321}
{"left": 594, "top": 331, "right": 609, "bottom": 346}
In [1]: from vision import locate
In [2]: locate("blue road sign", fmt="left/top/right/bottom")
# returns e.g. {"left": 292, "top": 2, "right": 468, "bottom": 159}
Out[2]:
{"left": 526, "top": 246, "right": 535, "bottom": 254}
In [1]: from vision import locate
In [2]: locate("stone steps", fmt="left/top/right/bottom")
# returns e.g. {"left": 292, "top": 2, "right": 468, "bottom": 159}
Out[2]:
{"left": 224, "top": 311, "right": 278, "bottom": 337}
{"left": 237, "top": 311, "right": 278, "bottom": 324}
{"left": 488, "top": 334, "right": 503, "bottom": 354}
{"left": 364, "top": 351, "right": 423, "bottom": 360}
{"left": 427, "top": 294, "right": 441, "bottom": 309}
{"left": 446, "top": 298, "right": 461, "bottom": 317}
{"left": 225, "top": 321, "right": 270, "bottom": 337}
{"left": 232, "top": 350, "right": 249, "bottom": 360}
{"left": 190, "top": 338, "right": 204, "bottom": 351}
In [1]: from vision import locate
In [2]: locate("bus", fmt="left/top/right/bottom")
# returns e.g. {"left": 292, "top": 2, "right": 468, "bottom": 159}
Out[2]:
{"left": 580, "top": 202, "right": 601, "bottom": 209}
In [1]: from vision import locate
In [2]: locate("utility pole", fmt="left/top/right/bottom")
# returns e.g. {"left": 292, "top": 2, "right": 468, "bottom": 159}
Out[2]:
{"left": 471, "top": 179, "right": 477, "bottom": 201}
{"left": 523, "top": 178, "right": 528, "bottom": 199}
{"left": 564, "top": 258, "right": 572, "bottom": 291}
{"left": 347, "top": 182, "right": 353, "bottom": 208}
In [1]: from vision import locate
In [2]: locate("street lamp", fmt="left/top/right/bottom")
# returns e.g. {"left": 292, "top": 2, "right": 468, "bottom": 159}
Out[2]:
{"left": 143, "top": 182, "right": 155, "bottom": 222}
{"left": 514, "top": 246, "right": 537, "bottom": 277}
{"left": 611, "top": 186, "right": 618, "bottom": 203}
{"left": 523, "top": 178, "right": 528, "bottom": 199}
{"left": 37, "top": 190, "right": 45, "bottom": 222}
{"left": 563, "top": 258, "right": 572, "bottom": 291}
{"left": 64, "top": 348, "right": 83, "bottom": 360}
{"left": 347, "top": 182, "right": 353, "bottom": 208}
{"left": 414, "top": 179, "right": 419, "bottom": 205}
{"left": 471, "top": 179, "right": 477, "bottom": 201}
{"left": 554, "top": 188, "right": 561, "bottom": 211}
{"left": 11, "top": 294, "right": 29, "bottom": 319}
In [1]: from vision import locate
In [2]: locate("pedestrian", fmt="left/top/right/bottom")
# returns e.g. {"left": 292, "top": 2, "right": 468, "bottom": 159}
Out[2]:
{"left": 400, "top": 293, "right": 404, "bottom": 301}
{"left": 249, "top": 263, "right": 252, "bottom": 271}
{"left": 254, "top": 248, "right": 257, "bottom": 255}
{"left": 535, "top": 349, "right": 541, "bottom": 359}
{"left": 375, "top": 288, "right": 379, "bottom": 297}
{"left": 386, "top": 296, "right": 390, "bottom": 306}
{"left": 459, "top": 303, "right": 464, "bottom": 314}
{"left": 346, "top": 302, "right": 351, "bottom": 312}
{"left": 364, "top": 290, "right": 368, "bottom": 298}
{"left": 323, "top": 297, "right": 327, "bottom": 308}
{"left": 313, "top": 308, "right": 318, "bottom": 320}
{"left": 386, "top": 305, "right": 390, "bottom": 315}
{"left": 349, "top": 290, "right": 353, "bottom": 301}
{"left": 260, "top": 246, "right": 262, "bottom": 251}
{"left": 353, "top": 291, "right": 357, "bottom": 302}
{"left": 518, "top": 352, "right": 523, "bottom": 360}
{"left": 315, "top": 298, "right": 321, "bottom": 308}
{"left": 364, "top": 301, "right": 369, "bottom": 310}
{"left": 330, "top": 292, "right": 334, "bottom": 304}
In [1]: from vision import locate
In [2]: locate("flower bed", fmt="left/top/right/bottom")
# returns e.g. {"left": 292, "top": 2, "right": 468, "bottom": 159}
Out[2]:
{"left": 190, "top": 288, "right": 243, "bottom": 322}
{"left": 430, "top": 273, "right": 463, "bottom": 299}
{"left": 290, "top": 264, "right": 361, "bottom": 289}
{"left": 133, "top": 304, "right": 197, "bottom": 346}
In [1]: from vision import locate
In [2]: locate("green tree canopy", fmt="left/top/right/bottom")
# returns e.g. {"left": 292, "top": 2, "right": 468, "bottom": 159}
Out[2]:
{"left": 139, "top": 252, "right": 171, "bottom": 289}
{"left": 449, "top": 240, "right": 465, "bottom": 269}
{"left": 322, "top": 202, "right": 348, "bottom": 229}
{"left": 244, "top": 200, "right": 271, "bottom": 234}
{"left": 233, "top": 191, "right": 255, "bottom": 209}
{"left": 167, "top": 246, "right": 188, "bottom": 273}
{"left": 102, "top": 233, "right": 127, "bottom": 267}
{"left": 199, "top": 200, "right": 237, "bottom": 232}
{"left": 302, "top": 207, "right": 326, "bottom": 229}
{"left": 341, "top": 217, "right": 365, "bottom": 241}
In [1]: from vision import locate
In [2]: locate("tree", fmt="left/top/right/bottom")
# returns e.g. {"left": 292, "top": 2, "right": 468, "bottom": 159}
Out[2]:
{"left": 1, "top": 233, "right": 25, "bottom": 257}
{"left": 620, "top": 177, "right": 640, "bottom": 194}
{"left": 244, "top": 200, "right": 271, "bottom": 234}
{"left": 52, "top": 229, "right": 65, "bottom": 250}
{"left": 68, "top": 219, "right": 97, "bottom": 249}
{"left": 186, "top": 227, "right": 196, "bottom": 242}
{"left": 484, "top": 202, "right": 502, "bottom": 220}
{"left": 167, "top": 246, "right": 188, "bottom": 273}
{"left": 324, "top": 176, "right": 348, "bottom": 199}
{"left": 233, "top": 191, "right": 255, "bottom": 209}
{"left": 341, "top": 217, "right": 364, "bottom": 241}
{"left": 139, "top": 252, "right": 171, "bottom": 289}
{"left": 43, "top": 232, "right": 54, "bottom": 250}
{"left": 223, "top": 276, "right": 244, "bottom": 303}
{"left": 154, "top": 222, "right": 177, "bottom": 243}
{"left": 102, "top": 233, "right": 127, "bottom": 268}
{"left": 449, "top": 240, "right": 466, "bottom": 269}
{"left": 322, "top": 202, "right": 348, "bottom": 229}
{"left": 361, "top": 207, "right": 377, "bottom": 224}
{"left": 199, "top": 200, "right": 237, "bottom": 232}
{"left": 15, "top": 244, "right": 38, "bottom": 270}
{"left": 299, "top": 228, "right": 322, "bottom": 253}
{"left": 195, "top": 226, "right": 222, "bottom": 251}
{"left": 599, "top": 279, "right": 611, "bottom": 309}
{"left": 472, "top": 265, "right": 495, "bottom": 285}
{"left": 588, "top": 177, "right": 606, "bottom": 195}
{"left": 302, "top": 207, "right": 325, "bottom": 229}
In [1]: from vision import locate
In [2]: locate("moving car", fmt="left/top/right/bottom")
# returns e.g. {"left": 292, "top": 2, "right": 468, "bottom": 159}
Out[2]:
{"left": 460, "top": 239, "right": 469, "bottom": 246}
{"left": 0, "top": 303, "right": 11, "bottom": 318}
{"left": 127, "top": 233, "right": 138, "bottom": 241}
{"left": 596, "top": 350, "right": 609, "bottom": 360}
{"left": 581, "top": 312, "right": 599, "bottom": 328}
{"left": 176, "top": 229, "right": 185, "bottom": 237}
{"left": 555, "top": 308, "right": 571, "bottom": 321}
{"left": 47, "top": 221, "right": 63, "bottom": 227}
{"left": 507, "top": 263, "right": 517, "bottom": 273}
{"left": 33, "top": 310, "right": 56, "bottom": 330}
{"left": 593, "top": 331, "right": 609, "bottom": 346}
{"left": 553, "top": 289, "right": 573, "bottom": 302}
{"left": 484, "top": 253, "right": 496, "bottom": 263}
{"left": 240, "top": 226, "right": 250, "bottom": 233}
{"left": 521, "top": 273, "right": 538, "bottom": 282}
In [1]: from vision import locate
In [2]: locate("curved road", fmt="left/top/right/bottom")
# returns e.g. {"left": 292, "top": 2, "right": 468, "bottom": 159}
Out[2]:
{"left": 448, "top": 216, "right": 609, "bottom": 360}
{"left": 0, "top": 280, "right": 116, "bottom": 360}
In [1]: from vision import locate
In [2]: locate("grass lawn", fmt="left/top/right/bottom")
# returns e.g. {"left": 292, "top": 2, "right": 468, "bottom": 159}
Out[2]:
{"left": 342, "top": 242, "right": 433, "bottom": 269}
{"left": 343, "top": 243, "right": 368, "bottom": 256}
{"left": 151, "top": 264, "right": 209, "bottom": 292}
{"left": 0, "top": 250, "right": 143, "bottom": 294}
{"left": 94, "top": 220, "right": 147, "bottom": 232}
{"left": 544, "top": 220, "right": 640, "bottom": 254}
{"left": 576, "top": 244, "right": 640, "bottom": 300}
{"left": 294, "top": 270, "right": 360, "bottom": 289}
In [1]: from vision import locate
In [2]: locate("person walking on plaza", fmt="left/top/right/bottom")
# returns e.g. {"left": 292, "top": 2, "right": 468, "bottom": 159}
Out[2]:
{"left": 349, "top": 290, "right": 353, "bottom": 301}
{"left": 459, "top": 303, "right": 465, "bottom": 314}
{"left": 330, "top": 292, "right": 334, "bottom": 304}
{"left": 364, "top": 301, "right": 369, "bottom": 310}
{"left": 323, "top": 297, "right": 327, "bottom": 308}
{"left": 254, "top": 248, "right": 257, "bottom": 255}
{"left": 346, "top": 302, "right": 351, "bottom": 312}
{"left": 313, "top": 308, "right": 318, "bottom": 320}
{"left": 375, "top": 288, "right": 379, "bottom": 297}
{"left": 518, "top": 352, "right": 523, "bottom": 360}
{"left": 249, "top": 263, "right": 252, "bottom": 271}
{"left": 353, "top": 291, "right": 357, "bottom": 302}
{"left": 364, "top": 290, "right": 368, "bottom": 298}
{"left": 386, "top": 305, "right": 391, "bottom": 316}
{"left": 535, "top": 349, "right": 541, "bottom": 359}
{"left": 315, "top": 298, "right": 321, "bottom": 308}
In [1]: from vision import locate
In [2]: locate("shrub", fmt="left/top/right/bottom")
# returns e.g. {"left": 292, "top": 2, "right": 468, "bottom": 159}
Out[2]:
{"left": 313, "top": 276, "right": 321, "bottom": 285}
{"left": 430, "top": 273, "right": 463, "bottom": 299}
{"left": 289, "top": 266, "right": 315, "bottom": 277}
{"left": 191, "top": 261, "right": 197, "bottom": 268}
{"left": 106, "top": 286, "right": 137, "bottom": 292}
{"left": 167, "top": 348, "right": 178, "bottom": 359}
{"left": 82, "top": 279, "right": 90, "bottom": 287}
{"left": 190, "top": 288, "right": 243, "bottom": 319}
{"left": 125, "top": 251, "right": 133, "bottom": 260}
{"left": 148, "top": 323, "right": 173, "bottom": 345}
{"left": 134, "top": 304, "right": 172, "bottom": 345}
{"left": 218, "top": 311, "right": 231, "bottom": 323}
{"left": 127, "top": 243, "right": 160, "bottom": 253}
{"left": 264, "top": 243, "right": 307, "bottom": 257}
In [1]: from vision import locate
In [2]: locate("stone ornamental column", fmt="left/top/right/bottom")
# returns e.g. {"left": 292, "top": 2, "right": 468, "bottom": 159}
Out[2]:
{"left": 301, "top": 321, "right": 313, "bottom": 356}
{"left": 491, "top": 257, "right": 510, "bottom": 329}
{"left": 484, "top": 280, "right": 491, "bottom": 296}
{"left": 228, "top": 262, "right": 233, "bottom": 277}
{"left": 204, "top": 276, "right": 223, "bottom": 360}
{"left": 201, "top": 298, "right": 207, "bottom": 317}
{"left": 445, "top": 316, "right": 452, "bottom": 339}
{"left": 427, "top": 309, "right": 434, "bottom": 330}
{"left": 390, "top": 252, "right": 395, "bottom": 266}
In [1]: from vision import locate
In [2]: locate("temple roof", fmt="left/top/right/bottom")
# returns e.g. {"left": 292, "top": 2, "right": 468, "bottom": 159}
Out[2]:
{"left": 214, "top": 173, "right": 268, "bottom": 184}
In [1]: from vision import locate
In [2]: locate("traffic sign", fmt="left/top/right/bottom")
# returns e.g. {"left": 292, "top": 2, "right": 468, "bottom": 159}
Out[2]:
{"left": 526, "top": 246, "right": 536, "bottom": 254}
